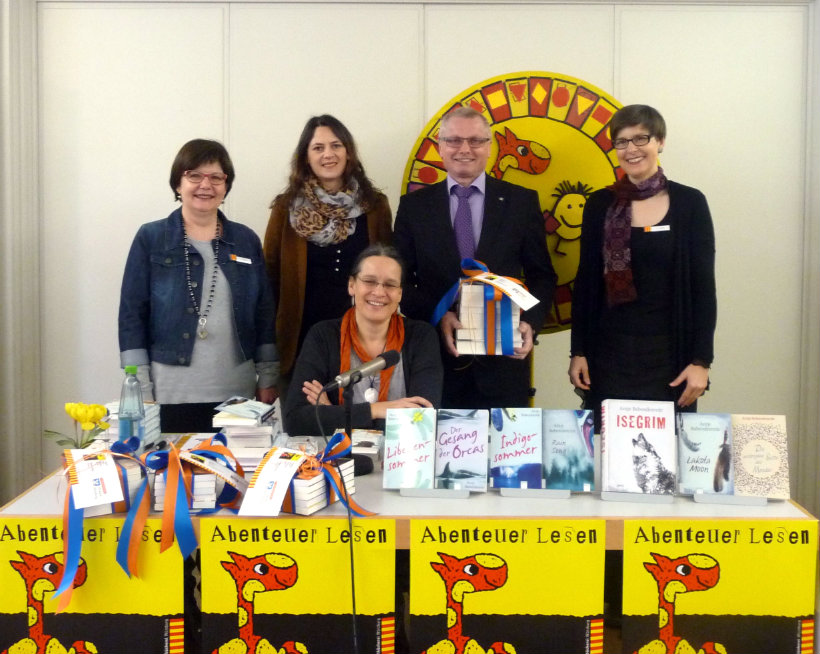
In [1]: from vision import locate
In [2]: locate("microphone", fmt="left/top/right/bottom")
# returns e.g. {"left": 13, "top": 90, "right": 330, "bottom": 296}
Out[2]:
{"left": 322, "top": 350, "right": 401, "bottom": 392}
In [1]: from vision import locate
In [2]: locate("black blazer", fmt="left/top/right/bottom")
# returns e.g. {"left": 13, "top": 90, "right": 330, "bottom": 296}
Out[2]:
{"left": 394, "top": 174, "right": 555, "bottom": 329}
{"left": 394, "top": 175, "right": 556, "bottom": 396}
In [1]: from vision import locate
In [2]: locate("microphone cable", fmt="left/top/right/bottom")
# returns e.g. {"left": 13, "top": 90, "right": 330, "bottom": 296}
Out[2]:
{"left": 313, "top": 400, "right": 361, "bottom": 654}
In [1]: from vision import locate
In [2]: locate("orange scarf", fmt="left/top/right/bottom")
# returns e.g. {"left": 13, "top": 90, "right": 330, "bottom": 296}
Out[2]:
{"left": 338, "top": 308, "right": 404, "bottom": 404}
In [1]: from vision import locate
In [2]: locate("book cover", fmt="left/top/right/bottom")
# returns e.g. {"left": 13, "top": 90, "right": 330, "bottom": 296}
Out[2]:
{"left": 542, "top": 409, "right": 595, "bottom": 491}
{"left": 600, "top": 399, "right": 676, "bottom": 495}
{"left": 434, "top": 409, "right": 489, "bottom": 492}
{"left": 731, "top": 414, "right": 790, "bottom": 499}
{"left": 677, "top": 413, "right": 733, "bottom": 495}
{"left": 383, "top": 407, "right": 436, "bottom": 489}
{"left": 488, "top": 408, "right": 543, "bottom": 489}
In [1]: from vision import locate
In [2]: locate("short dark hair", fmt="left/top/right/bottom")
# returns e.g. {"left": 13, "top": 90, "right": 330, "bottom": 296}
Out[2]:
{"left": 609, "top": 104, "right": 667, "bottom": 142}
{"left": 275, "top": 114, "right": 380, "bottom": 209}
{"left": 349, "top": 243, "right": 406, "bottom": 286}
{"left": 169, "top": 139, "right": 235, "bottom": 201}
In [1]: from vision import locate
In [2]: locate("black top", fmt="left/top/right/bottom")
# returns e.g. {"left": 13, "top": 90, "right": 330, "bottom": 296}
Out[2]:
{"left": 300, "top": 214, "right": 369, "bottom": 346}
{"left": 284, "top": 316, "right": 443, "bottom": 436}
{"left": 571, "top": 180, "right": 717, "bottom": 372}
{"left": 599, "top": 216, "right": 675, "bottom": 338}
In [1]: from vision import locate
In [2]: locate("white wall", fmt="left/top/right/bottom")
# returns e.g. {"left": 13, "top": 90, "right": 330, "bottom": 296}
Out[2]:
{"left": 26, "top": 1, "right": 817, "bottom": 511}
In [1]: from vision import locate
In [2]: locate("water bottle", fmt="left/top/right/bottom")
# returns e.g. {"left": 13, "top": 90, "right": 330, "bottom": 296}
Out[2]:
{"left": 119, "top": 365, "right": 145, "bottom": 444}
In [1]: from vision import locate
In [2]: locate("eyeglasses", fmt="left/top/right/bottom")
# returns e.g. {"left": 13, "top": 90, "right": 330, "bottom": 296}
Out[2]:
{"left": 183, "top": 170, "right": 228, "bottom": 185}
{"left": 356, "top": 276, "right": 401, "bottom": 291}
{"left": 439, "top": 137, "right": 491, "bottom": 149}
{"left": 612, "top": 134, "right": 652, "bottom": 150}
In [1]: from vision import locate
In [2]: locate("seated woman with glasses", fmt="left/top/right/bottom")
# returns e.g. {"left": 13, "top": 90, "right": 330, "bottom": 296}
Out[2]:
{"left": 569, "top": 104, "right": 717, "bottom": 431}
{"left": 118, "top": 139, "right": 278, "bottom": 432}
{"left": 284, "top": 244, "right": 443, "bottom": 436}
{"left": 264, "top": 115, "right": 392, "bottom": 400}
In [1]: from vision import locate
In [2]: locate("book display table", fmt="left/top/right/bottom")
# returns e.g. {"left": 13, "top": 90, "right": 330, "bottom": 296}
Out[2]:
{"left": 2, "top": 469, "right": 817, "bottom": 654}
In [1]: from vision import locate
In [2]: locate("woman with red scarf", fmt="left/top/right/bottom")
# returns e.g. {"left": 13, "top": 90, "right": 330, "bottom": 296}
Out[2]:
{"left": 284, "top": 244, "right": 443, "bottom": 436}
{"left": 569, "top": 105, "right": 717, "bottom": 431}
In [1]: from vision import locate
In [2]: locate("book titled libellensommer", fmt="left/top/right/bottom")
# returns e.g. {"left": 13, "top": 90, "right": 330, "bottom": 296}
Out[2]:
{"left": 601, "top": 399, "right": 676, "bottom": 495}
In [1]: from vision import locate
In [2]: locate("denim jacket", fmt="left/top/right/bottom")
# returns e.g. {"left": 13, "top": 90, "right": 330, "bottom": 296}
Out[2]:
{"left": 118, "top": 208, "right": 277, "bottom": 367}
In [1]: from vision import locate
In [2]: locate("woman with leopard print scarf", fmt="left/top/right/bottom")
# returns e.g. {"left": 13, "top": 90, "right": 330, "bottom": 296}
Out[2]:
{"left": 264, "top": 114, "right": 392, "bottom": 398}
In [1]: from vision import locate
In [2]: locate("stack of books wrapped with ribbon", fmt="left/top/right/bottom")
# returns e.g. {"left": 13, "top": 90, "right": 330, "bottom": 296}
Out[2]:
{"left": 284, "top": 458, "right": 355, "bottom": 515}
{"left": 457, "top": 282, "right": 523, "bottom": 355}
{"left": 80, "top": 456, "right": 145, "bottom": 517}
{"left": 152, "top": 467, "right": 218, "bottom": 512}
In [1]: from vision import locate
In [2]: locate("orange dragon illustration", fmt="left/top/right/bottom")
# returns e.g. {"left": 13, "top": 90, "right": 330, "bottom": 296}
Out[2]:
{"left": 2, "top": 550, "right": 96, "bottom": 654}
{"left": 634, "top": 552, "right": 726, "bottom": 654}
{"left": 422, "top": 552, "right": 515, "bottom": 654}
{"left": 212, "top": 551, "right": 307, "bottom": 654}
{"left": 490, "top": 127, "right": 551, "bottom": 180}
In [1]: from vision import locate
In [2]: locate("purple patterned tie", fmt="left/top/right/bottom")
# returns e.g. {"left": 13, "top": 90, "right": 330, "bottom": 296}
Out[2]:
{"left": 452, "top": 185, "right": 476, "bottom": 260}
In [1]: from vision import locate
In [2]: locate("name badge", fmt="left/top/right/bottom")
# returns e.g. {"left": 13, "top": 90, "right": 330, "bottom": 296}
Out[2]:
{"left": 230, "top": 254, "right": 252, "bottom": 264}
{"left": 643, "top": 225, "right": 670, "bottom": 232}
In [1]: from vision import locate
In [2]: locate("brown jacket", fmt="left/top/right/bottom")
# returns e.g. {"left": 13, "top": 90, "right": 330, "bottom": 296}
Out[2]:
{"left": 263, "top": 193, "right": 393, "bottom": 375}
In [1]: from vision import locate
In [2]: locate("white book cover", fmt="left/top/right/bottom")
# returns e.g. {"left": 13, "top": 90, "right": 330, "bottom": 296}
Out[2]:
{"left": 677, "top": 413, "right": 733, "bottom": 495}
{"left": 434, "top": 409, "right": 489, "bottom": 492}
{"left": 731, "top": 414, "right": 790, "bottom": 499}
{"left": 542, "top": 409, "right": 595, "bottom": 491}
{"left": 383, "top": 407, "right": 436, "bottom": 489}
{"left": 488, "top": 407, "right": 543, "bottom": 489}
{"left": 600, "top": 399, "right": 676, "bottom": 495}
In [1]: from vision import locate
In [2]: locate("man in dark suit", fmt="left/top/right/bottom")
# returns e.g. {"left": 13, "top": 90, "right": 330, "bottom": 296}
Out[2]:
{"left": 394, "top": 106, "right": 556, "bottom": 409}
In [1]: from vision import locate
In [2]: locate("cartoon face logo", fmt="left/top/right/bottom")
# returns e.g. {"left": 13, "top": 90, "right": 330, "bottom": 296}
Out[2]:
{"left": 402, "top": 72, "right": 623, "bottom": 331}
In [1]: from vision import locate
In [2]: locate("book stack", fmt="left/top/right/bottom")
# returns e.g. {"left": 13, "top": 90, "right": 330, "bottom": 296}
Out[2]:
{"left": 283, "top": 458, "right": 355, "bottom": 515}
{"left": 104, "top": 401, "right": 161, "bottom": 447}
{"left": 83, "top": 458, "right": 145, "bottom": 517}
{"left": 152, "top": 468, "right": 217, "bottom": 512}
{"left": 456, "top": 283, "right": 522, "bottom": 355}
{"left": 212, "top": 397, "right": 278, "bottom": 454}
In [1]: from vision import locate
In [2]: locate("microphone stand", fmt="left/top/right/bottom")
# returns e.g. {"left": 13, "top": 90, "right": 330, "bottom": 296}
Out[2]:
{"left": 341, "top": 382, "right": 360, "bottom": 653}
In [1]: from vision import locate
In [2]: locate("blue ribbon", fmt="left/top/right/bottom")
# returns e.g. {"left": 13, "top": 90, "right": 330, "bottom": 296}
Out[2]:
{"left": 115, "top": 475, "right": 149, "bottom": 577}
{"left": 53, "top": 491, "right": 83, "bottom": 600}
{"left": 144, "top": 450, "right": 198, "bottom": 560}
{"left": 430, "top": 258, "right": 488, "bottom": 326}
{"left": 286, "top": 432, "right": 370, "bottom": 517}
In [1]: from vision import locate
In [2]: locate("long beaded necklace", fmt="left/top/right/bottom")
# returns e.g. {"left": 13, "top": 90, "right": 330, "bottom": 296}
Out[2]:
{"left": 182, "top": 217, "right": 220, "bottom": 339}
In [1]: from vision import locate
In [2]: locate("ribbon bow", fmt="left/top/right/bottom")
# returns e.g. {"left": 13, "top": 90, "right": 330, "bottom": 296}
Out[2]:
{"left": 57, "top": 443, "right": 149, "bottom": 608}
{"left": 283, "top": 432, "right": 375, "bottom": 517}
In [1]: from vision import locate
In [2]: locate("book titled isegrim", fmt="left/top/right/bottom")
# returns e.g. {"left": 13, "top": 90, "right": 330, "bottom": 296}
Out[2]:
{"left": 601, "top": 399, "right": 676, "bottom": 495}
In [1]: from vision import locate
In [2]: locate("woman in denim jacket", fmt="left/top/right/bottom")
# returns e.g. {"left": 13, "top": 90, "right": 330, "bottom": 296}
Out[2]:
{"left": 118, "top": 139, "right": 278, "bottom": 432}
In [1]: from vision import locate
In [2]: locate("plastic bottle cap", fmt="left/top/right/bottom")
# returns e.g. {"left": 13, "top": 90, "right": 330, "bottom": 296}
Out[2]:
{"left": 124, "top": 365, "right": 138, "bottom": 374}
